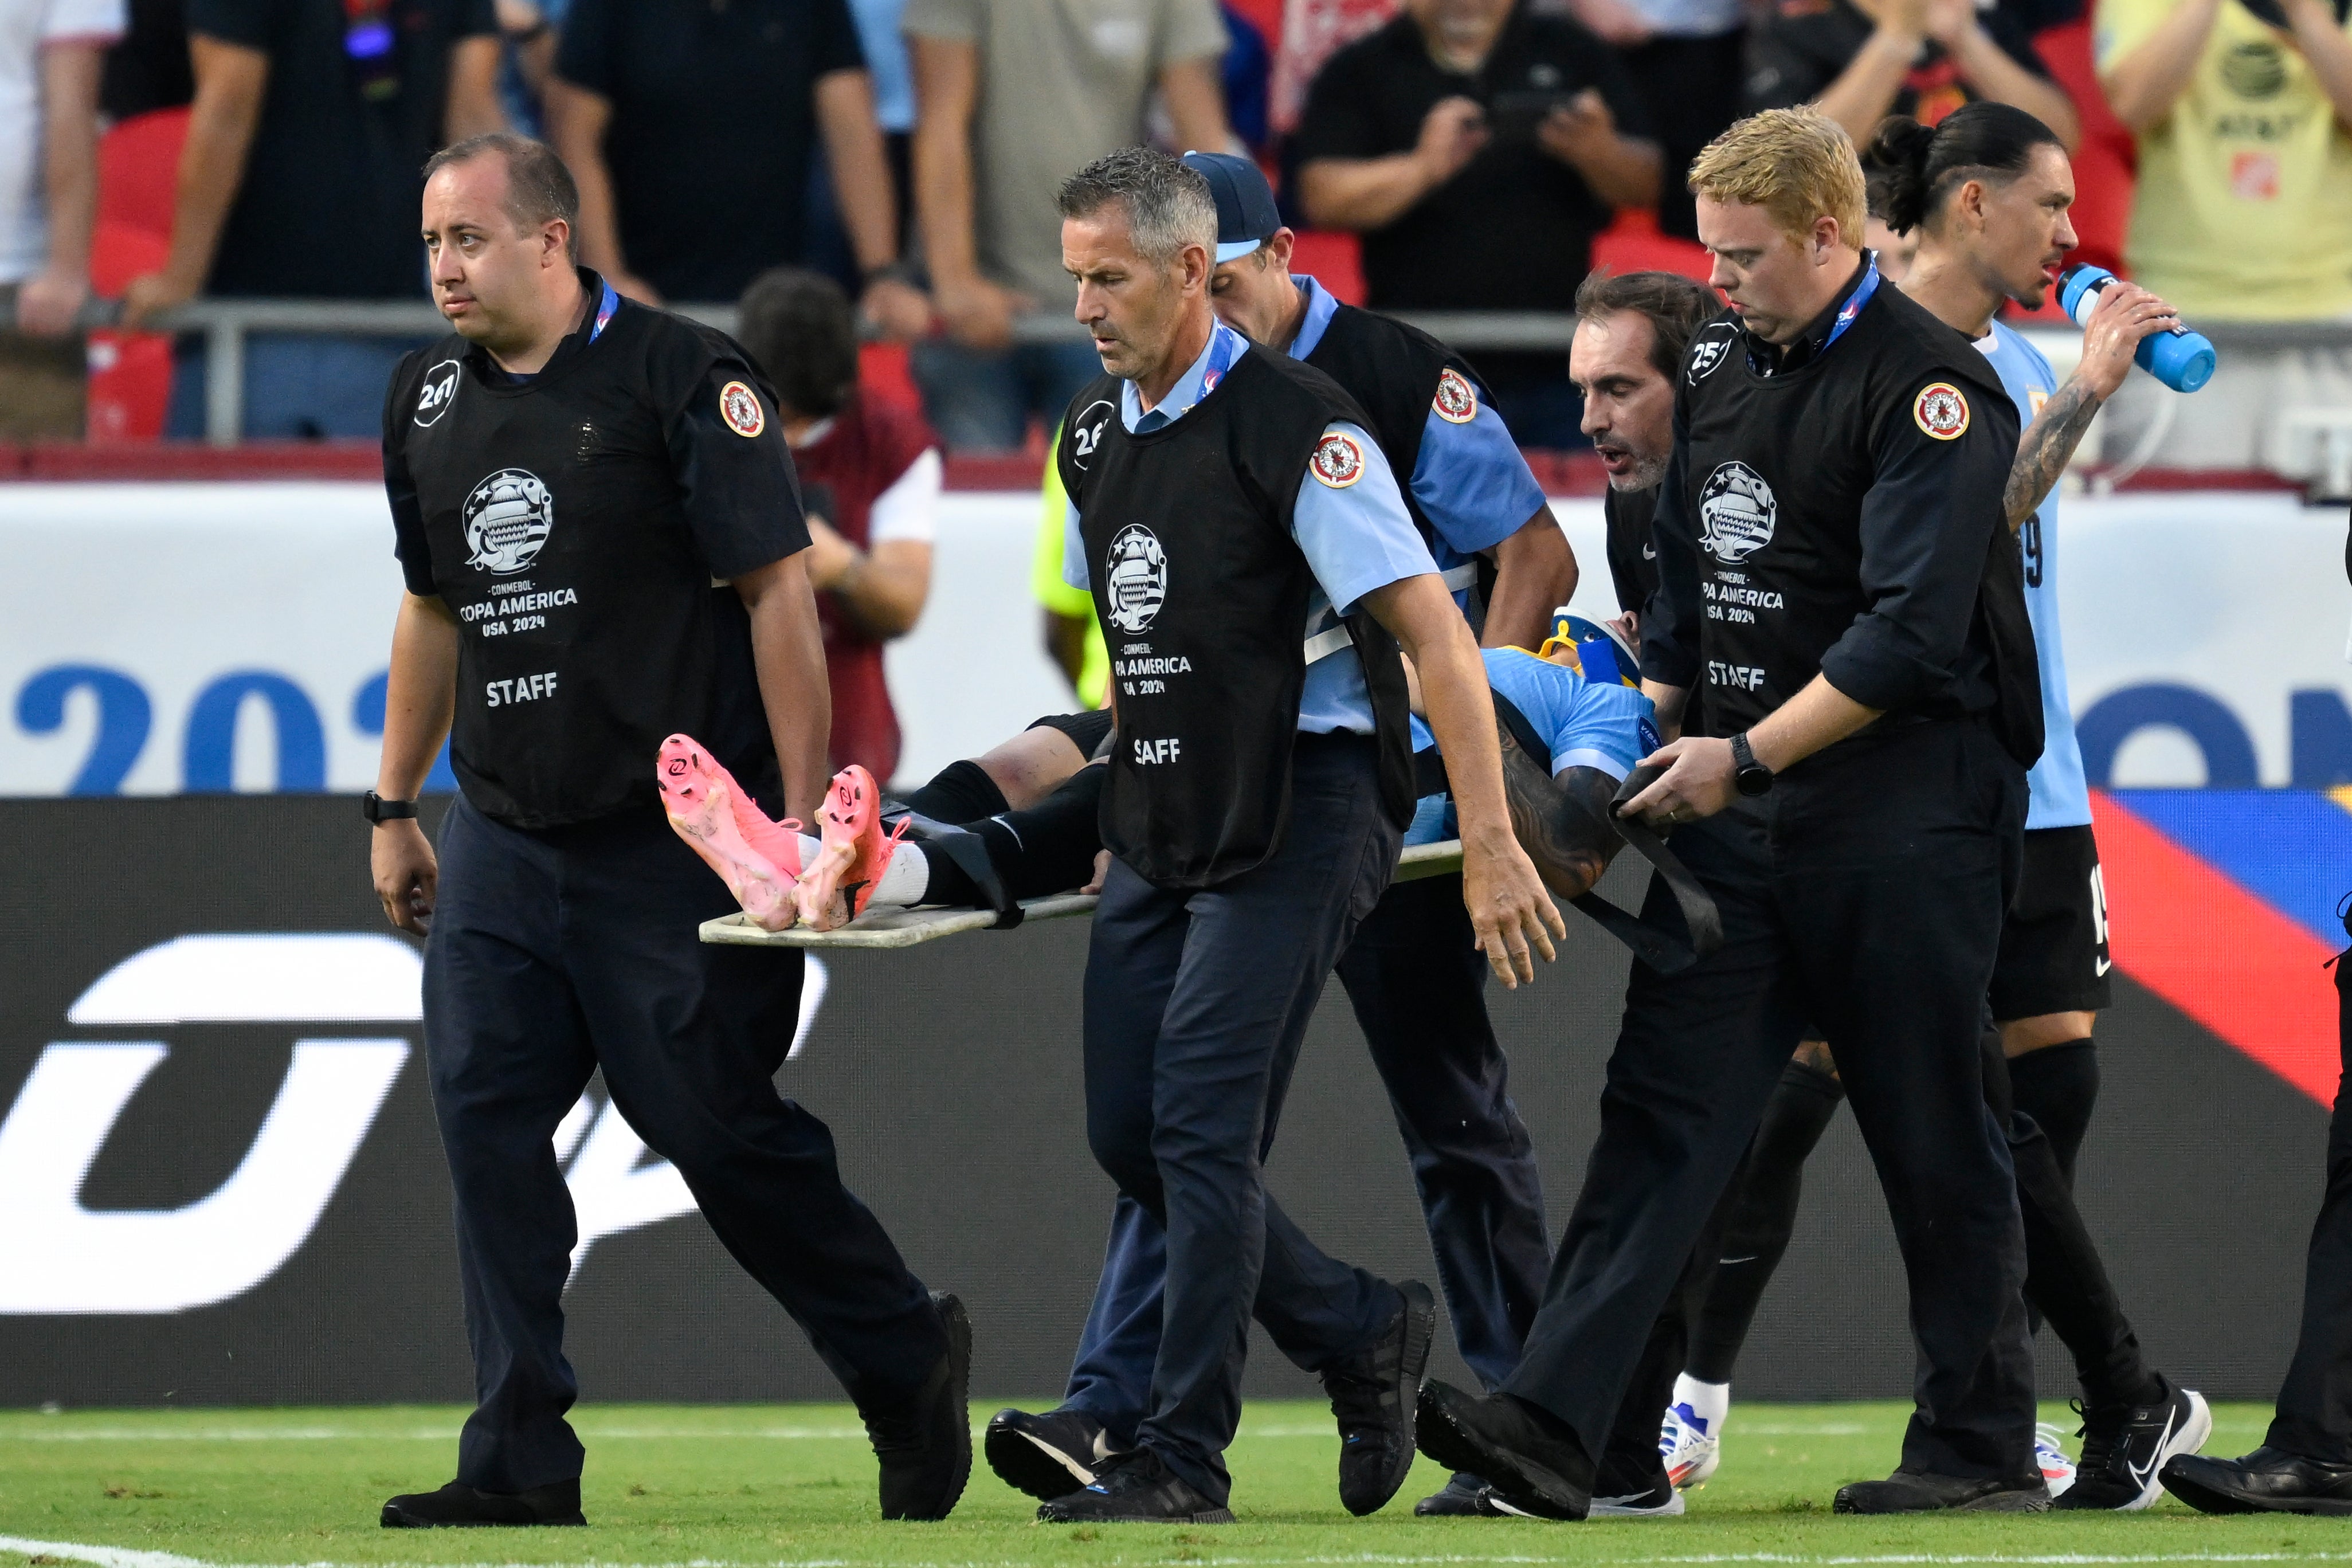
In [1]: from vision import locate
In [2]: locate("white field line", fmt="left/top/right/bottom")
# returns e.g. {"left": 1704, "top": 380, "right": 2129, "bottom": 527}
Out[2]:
{"left": 15, "top": 1540, "right": 2352, "bottom": 1568}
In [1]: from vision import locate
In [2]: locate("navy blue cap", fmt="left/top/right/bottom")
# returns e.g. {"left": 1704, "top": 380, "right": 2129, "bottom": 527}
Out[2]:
{"left": 1181, "top": 150, "right": 1281, "bottom": 263}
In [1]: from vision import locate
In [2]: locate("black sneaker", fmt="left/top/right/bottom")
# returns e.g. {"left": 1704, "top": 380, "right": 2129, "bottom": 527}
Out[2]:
{"left": 2058, "top": 1383, "right": 2212, "bottom": 1510}
{"left": 1320, "top": 1279, "right": 1436, "bottom": 1515}
{"left": 2164, "top": 1447, "right": 2352, "bottom": 1516}
{"left": 1036, "top": 1448, "right": 1236, "bottom": 1524}
{"left": 380, "top": 1479, "right": 585, "bottom": 1528}
{"left": 1414, "top": 1381, "right": 1592, "bottom": 1521}
{"left": 1834, "top": 1468, "right": 2052, "bottom": 1513}
{"left": 984, "top": 1406, "right": 1125, "bottom": 1500}
{"left": 1413, "top": 1471, "right": 1488, "bottom": 1516}
{"left": 860, "top": 1290, "right": 972, "bottom": 1521}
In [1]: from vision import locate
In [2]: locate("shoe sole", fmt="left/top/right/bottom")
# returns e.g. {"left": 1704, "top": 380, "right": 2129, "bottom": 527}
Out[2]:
{"left": 1414, "top": 1386, "right": 1587, "bottom": 1520}
{"left": 1038, "top": 1505, "right": 1238, "bottom": 1524}
{"left": 379, "top": 1507, "right": 585, "bottom": 1528}
{"left": 2163, "top": 1460, "right": 2352, "bottom": 1518}
{"left": 1833, "top": 1485, "right": 2051, "bottom": 1514}
{"left": 1345, "top": 1281, "right": 1437, "bottom": 1518}
{"left": 983, "top": 1418, "right": 1100, "bottom": 1502}
{"left": 1667, "top": 1442, "right": 1719, "bottom": 1491}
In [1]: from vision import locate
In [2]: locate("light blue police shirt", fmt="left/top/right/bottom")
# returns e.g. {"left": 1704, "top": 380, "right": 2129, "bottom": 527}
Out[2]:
{"left": 1403, "top": 647, "right": 1660, "bottom": 845}
{"left": 1977, "top": 322, "right": 2091, "bottom": 830}
{"left": 1287, "top": 276, "right": 1550, "bottom": 606}
{"left": 1063, "top": 319, "right": 1438, "bottom": 733}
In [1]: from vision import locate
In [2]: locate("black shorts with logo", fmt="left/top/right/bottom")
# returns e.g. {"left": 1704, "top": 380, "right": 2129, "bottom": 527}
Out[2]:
{"left": 1990, "top": 823, "right": 2112, "bottom": 1022}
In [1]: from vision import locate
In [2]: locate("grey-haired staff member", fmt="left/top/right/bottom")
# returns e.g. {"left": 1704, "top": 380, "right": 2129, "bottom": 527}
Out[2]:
{"left": 367, "top": 132, "right": 967, "bottom": 1530}
{"left": 1034, "top": 146, "right": 1562, "bottom": 1526}
{"left": 986, "top": 147, "right": 1578, "bottom": 1522}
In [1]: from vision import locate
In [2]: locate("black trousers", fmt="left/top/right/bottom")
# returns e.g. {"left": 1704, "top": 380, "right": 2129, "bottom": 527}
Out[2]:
{"left": 1504, "top": 718, "right": 2039, "bottom": 1480}
{"left": 2270, "top": 956, "right": 2352, "bottom": 1460}
{"left": 424, "top": 795, "right": 944, "bottom": 1493}
{"left": 1059, "top": 873, "right": 1552, "bottom": 1436}
{"left": 1336, "top": 875, "right": 1551, "bottom": 1390}
{"left": 1082, "top": 735, "right": 1400, "bottom": 1504}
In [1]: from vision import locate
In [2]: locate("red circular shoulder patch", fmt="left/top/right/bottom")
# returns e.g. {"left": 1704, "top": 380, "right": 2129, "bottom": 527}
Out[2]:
{"left": 1433, "top": 368, "right": 1477, "bottom": 425}
{"left": 1310, "top": 432, "right": 1365, "bottom": 488}
{"left": 1913, "top": 382, "right": 1970, "bottom": 441}
{"left": 719, "top": 380, "right": 766, "bottom": 438}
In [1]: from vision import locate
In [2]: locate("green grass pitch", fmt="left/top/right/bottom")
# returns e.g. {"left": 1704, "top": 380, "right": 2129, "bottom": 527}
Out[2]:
{"left": 3, "top": 1400, "right": 2347, "bottom": 1566}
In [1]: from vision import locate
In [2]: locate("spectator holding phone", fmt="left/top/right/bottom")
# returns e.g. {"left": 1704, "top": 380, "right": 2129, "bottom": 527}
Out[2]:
{"left": 1291, "top": 0, "right": 1661, "bottom": 447}
{"left": 1745, "top": 0, "right": 2080, "bottom": 150}
{"left": 2098, "top": 0, "right": 2352, "bottom": 320}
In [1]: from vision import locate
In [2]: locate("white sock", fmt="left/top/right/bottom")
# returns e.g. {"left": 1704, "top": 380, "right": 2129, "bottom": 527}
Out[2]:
{"left": 866, "top": 841, "right": 931, "bottom": 907}
{"left": 1672, "top": 1373, "right": 1730, "bottom": 1433}
{"left": 797, "top": 833, "right": 823, "bottom": 868}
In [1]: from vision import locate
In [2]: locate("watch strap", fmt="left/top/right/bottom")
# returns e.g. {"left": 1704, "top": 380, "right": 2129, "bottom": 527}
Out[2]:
{"left": 364, "top": 790, "right": 420, "bottom": 823}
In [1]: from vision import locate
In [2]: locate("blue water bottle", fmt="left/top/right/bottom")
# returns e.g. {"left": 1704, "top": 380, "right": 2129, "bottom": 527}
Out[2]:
{"left": 2059, "top": 264, "right": 2217, "bottom": 393}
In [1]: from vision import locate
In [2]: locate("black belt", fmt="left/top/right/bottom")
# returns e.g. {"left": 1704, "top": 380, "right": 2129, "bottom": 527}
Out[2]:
{"left": 1416, "top": 692, "right": 1724, "bottom": 976}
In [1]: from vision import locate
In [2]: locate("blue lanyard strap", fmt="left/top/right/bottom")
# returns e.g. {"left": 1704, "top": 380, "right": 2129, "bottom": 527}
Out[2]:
{"left": 1820, "top": 254, "right": 1880, "bottom": 356}
{"left": 1198, "top": 321, "right": 1240, "bottom": 396}
{"left": 589, "top": 279, "right": 621, "bottom": 344}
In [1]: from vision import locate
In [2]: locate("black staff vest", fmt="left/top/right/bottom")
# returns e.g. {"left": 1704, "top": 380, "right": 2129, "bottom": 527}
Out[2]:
{"left": 1058, "top": 348, "right": 1415, "bottom": 889}
{"left": 386, "top": 304, "right": 769, "bottom": 829}
{"left": 1676, "top": 285, "right": 2041, "bottom": 766}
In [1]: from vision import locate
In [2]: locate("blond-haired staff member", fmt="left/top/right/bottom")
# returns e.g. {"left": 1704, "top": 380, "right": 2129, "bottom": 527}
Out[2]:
{"left": 1412, "top": 107, "right": 2048, "bottom": 1520}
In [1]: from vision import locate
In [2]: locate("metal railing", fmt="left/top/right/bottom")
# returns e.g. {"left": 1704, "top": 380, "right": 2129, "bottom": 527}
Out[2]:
{"left": 117, "top": 296, "right": 2352, "bottom": 448}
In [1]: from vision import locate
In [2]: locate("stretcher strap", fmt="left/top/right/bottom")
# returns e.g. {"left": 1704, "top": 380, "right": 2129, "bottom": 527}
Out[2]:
{"left": 1302, "top": 565, "right": 1480, "bottom": 665}
{"left": 1486, "top": 691, "right": 1724, "bottom": 975}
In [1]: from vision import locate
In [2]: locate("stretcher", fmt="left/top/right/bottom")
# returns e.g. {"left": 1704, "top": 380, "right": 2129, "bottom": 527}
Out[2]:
{"left": 697, "top": 838, "right": 1468, "bottom": 951}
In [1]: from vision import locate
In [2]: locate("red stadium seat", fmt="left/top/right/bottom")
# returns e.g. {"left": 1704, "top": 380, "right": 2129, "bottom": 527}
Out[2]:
{"left": 88, "top": 108, "right": 188, "bottom": 444}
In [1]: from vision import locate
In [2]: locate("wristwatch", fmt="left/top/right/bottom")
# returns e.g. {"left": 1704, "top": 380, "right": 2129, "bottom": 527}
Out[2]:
{"left": 1730, "top": 732, "right": 1774, "bottom": 797}
{"left": 363, "top": 790, "right": 419, "bottom": 824}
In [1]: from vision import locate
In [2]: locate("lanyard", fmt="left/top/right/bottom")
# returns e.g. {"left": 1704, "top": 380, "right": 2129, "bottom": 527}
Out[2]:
{"left": 1197, "top": 321, "right": 1240, "bottom": 398}
{"left": 589, "top": 278, "right": 621, "bottom": 344}
{"left": 1820, "top": 254, "right": 1880, "bottom": 356}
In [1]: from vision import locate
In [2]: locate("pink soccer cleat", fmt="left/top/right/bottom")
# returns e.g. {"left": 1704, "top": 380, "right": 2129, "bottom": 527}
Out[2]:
{"left": 658, "top": 734, "right": 802, "bottom": 931}
{"left": 795, "top": 763, "right": 910, "bottom": 932}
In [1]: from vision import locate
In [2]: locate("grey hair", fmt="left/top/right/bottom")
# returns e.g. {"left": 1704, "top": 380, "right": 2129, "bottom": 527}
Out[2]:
{"left": 1055, "top": 147, "right": 1218, "bottom": 266}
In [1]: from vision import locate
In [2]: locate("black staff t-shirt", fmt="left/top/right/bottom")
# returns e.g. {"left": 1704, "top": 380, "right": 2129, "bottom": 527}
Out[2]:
{"left": 555, "top": 0, "right": 865, "bottom": 301}
{"left": 188, "top": 0, "right": 496, "bottom": 298}
{"left": 385, "top": 274, "right": 812, "bottom": 828}
{"left": 1289, "top": 8, "right": 1652, "bottom": 313}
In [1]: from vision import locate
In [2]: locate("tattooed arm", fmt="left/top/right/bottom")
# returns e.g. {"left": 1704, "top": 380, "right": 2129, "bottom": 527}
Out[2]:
{"left": 1497, "top": 726, "right": 1624, "bottom": 900}
{"left": 2004, "top": 279, "right": 2184, "bottom": 531}
{"left": 2004, "top": 377, "right": 2102, "bottom": 532}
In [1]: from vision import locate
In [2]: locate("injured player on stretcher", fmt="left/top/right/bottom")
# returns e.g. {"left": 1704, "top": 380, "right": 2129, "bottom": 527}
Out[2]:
{"left": 660, "top": 613, "right": 1662, "bottom": 939}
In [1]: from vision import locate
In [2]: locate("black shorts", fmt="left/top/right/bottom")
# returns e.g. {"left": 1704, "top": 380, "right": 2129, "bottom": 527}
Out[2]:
{"left": 1028, "top": 708, "right": 1115, "bottom": 760}
{"left": 1990, "top": 824, "right": 2112, "bottom": 1022}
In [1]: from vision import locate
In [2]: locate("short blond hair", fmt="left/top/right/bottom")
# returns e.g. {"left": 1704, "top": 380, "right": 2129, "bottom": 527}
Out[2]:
{"left": 1688, "top": 108, "right": 1867, "bottom": 251}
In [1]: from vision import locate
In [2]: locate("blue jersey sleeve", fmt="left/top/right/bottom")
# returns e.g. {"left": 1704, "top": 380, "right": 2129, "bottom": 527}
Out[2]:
{"left": 1062, "top": 499, "right": 1088, "bottom": 591}
{"left": 1408, "top": 395, "right": 1548, "bottom": 559}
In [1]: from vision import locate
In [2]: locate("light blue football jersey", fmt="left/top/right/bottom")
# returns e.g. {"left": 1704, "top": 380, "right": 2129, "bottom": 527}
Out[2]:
{"left": 1978, "top": 322, "right": 2091, "bottom": 829}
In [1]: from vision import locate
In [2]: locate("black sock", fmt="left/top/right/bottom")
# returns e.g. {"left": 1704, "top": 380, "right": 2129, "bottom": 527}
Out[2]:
{"left": 912, "top": 765, "right": 1108, "bottom": 908}
{"left": 2009, "top": 1039, "right": 2098, "bottom": 1186}
{"left": 973, "top": 764, "right": 1107, "bottom": 900}
{"left": 1686, "top": 1057, "right": 1844, "bottom": 1385}
{"left": 896, "top": 758, "right": 1008, "bottom": 825}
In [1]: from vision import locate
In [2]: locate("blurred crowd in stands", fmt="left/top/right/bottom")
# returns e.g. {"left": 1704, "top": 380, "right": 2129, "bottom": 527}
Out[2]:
{"left": 3, "top": 0, "right": 2351, "bottom": 461}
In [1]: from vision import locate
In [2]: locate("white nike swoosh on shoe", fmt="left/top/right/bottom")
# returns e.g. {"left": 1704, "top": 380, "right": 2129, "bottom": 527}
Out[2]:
{"left": 1587, "top": 1488, "right": 1687, "bottom": 1517}
{"left": 2125, "top": 1408, "right": 2179, "bottom": 1502}
{"left": 1718, "top": 1254, "right": 1758, "bottom": 1265}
